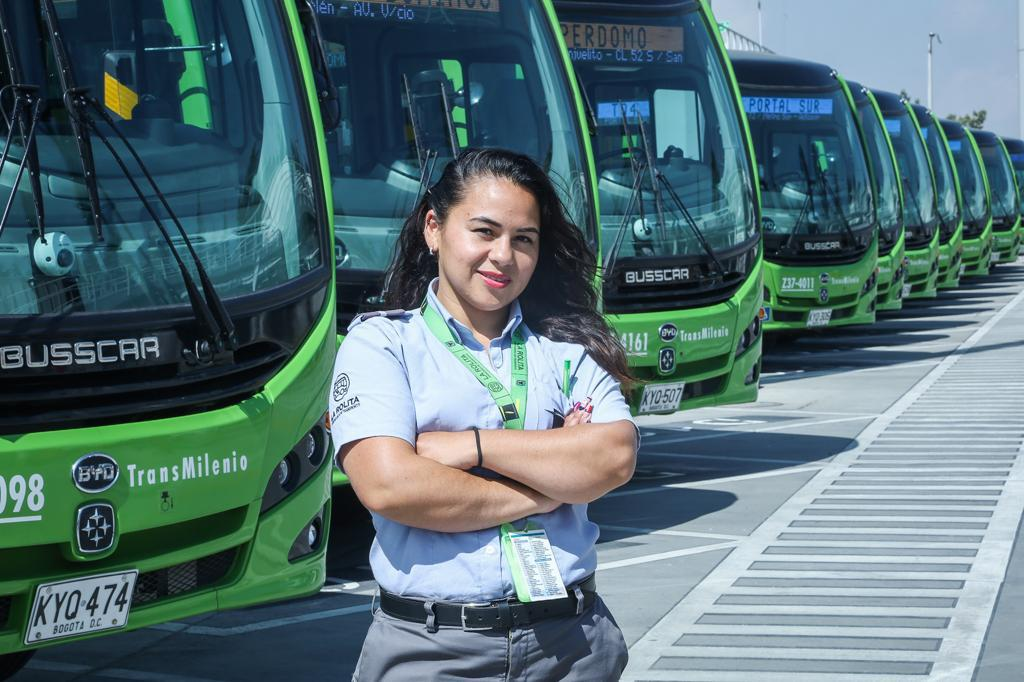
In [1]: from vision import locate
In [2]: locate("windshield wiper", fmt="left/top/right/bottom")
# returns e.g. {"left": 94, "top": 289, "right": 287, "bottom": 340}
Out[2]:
{"left": 402, "top": 74, "right": 440, "bottom": 205}
{"left": 40, "top": 0, "right": 103, "bottom": 241}
{"left": 0, "top": 2, "right": 45, "bottom": 240}
{"left": 601, "top": 105, "right": 652, "bottom": 278}
{"left": 636, "top": 111, "right": 726, "bottom": 276}
{"left": 604, "top": 106, "right": 726, "bottom": 279}
{"left": 782, "top": 146, "right": 818, "bottom": 253}
{"left": 40, "top": 0, "right": 235, "bottom": 358}
{"left": 901, "top": 174, "right": 929, "bottom": 240}
{"left": 88, "top": 100, "right": 237, "bottom": 354}
{"left": 811, "top": 158, "right": 859, "bottom": 247}
{"left": 0, "top": 87, "right": 43, "bottom": 241}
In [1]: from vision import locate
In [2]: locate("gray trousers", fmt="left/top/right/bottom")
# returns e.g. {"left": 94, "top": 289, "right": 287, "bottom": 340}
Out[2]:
{"left": 352, "top": 596, "right": 628, "bottom": 681}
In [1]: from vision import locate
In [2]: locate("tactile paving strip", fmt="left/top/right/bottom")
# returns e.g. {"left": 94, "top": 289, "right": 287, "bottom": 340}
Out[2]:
{"left": 624, "top": 290, "right": 1024, "bottom": 681}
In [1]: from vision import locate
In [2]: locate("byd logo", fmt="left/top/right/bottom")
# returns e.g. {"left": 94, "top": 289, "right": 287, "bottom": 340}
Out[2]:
{"left": 72, "top": 453, "right": 119, "bottom": 494}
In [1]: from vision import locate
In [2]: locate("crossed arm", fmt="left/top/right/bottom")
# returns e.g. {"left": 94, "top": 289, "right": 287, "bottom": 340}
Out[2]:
{"left": 339, "top": 416, "right": 637, "bottom": 533}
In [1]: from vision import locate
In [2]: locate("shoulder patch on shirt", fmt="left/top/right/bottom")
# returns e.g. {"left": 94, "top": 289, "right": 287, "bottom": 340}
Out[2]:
{"left": 347, "top": 309, "right": 410, "bottom": 332}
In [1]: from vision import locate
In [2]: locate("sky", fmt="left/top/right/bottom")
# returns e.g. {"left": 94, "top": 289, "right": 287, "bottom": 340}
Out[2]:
{"left": 709, "top": 0, "right": 1020, "bottom": 137}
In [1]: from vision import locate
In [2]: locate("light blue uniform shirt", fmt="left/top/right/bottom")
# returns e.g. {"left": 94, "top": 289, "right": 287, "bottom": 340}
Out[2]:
{"left": 330, "top": 282, "right": 636, "bottom": 602}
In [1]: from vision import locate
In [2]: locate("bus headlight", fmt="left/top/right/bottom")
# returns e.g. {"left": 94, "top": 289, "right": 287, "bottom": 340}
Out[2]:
{"left": 289, "top": 505, "right": 327, "bottom": 562}
{"left": 860, "top": 269, "right": 878, "bottom": 296}
{"left": 261, "top": 416, "right": 330, "bottom": 514}
{"left": 735, "top": 313, "right": 762, "bottom": 358}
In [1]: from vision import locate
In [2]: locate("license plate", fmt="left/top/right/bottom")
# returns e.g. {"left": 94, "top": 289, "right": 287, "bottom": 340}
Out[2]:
{"left": 959, "top": 264, "right": 966, "bottom": 277}
{"left": 990, "top": 250, "right": 999, "bottom": 264}
{"left": 638, "top": 381, "right": 685, "bottom": 415}
{"left": 25, "top": 570, "right": 137, "bottom": 645}
{"left": 901, "top": 283, "right": 913, "bottom": 298}
{"left": 806, "top": 309, "right": 832, "bottom": 328}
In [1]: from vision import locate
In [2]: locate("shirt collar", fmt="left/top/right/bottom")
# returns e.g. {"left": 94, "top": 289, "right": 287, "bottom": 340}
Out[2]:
{"left": 425, "top": 278, "right": 523, "bottom": 347}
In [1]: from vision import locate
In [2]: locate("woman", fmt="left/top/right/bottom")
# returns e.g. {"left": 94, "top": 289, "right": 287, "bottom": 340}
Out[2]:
{"left": 331, "top": 148, "right": 637, "bottom": 680}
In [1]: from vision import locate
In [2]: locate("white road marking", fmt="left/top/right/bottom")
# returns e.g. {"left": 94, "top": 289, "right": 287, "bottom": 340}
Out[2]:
{"left": 648, "top": 415, "right": 875, "bottom": 447}
{"left": 600, "top": 525, "right": 744, "bottom": 542}
{"left": 597, "top": 542, "right": 737, "bottom": 571}
{"left": 642, "top": 451, "right": 811, "bottom": 466}
{"left": 607, "top": 465, "right": 825, "bottom": 498}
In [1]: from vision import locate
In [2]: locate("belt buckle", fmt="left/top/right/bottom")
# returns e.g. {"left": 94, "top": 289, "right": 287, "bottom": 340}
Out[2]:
{"left": 460, "top": 602, "right": 494, "bottom": 631}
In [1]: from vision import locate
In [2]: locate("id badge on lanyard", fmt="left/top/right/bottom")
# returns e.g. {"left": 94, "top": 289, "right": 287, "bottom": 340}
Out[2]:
{"left": 500, "top": 523, "right": 568, "bottom": 602}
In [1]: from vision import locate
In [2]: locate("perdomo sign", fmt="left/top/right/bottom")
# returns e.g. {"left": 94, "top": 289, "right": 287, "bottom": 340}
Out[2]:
{"left": 561, "top": 21, "right": 684, "bottom": 53}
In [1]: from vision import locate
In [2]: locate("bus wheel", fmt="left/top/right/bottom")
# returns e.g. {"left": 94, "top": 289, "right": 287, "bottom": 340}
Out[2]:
{"left": 0, "top": 651, "right": 35, "bottom": 681}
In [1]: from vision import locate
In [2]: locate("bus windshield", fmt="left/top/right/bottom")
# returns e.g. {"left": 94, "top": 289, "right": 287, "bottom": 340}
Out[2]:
{"left": 979, "top": 142, "right": 1019, "bottom": 222}
{"left": 316, "top": 1, "right": 591, "bottom": 277}
{"left": 882, "top": 111, "right": 938, "bottom": 248}
{"left": 947, "top": 131, "right": 990, "bottom": 237}
{"left": 1005, "top": 139, "right": 1024, "bottom": 207}
{"left": 561, "top": 6, "right": 756, "bottom": 261}
{"left": 856, "top": 98, "right": 902, "bottom": 249}
{"left": 920, "top": 120, "right": 961, "bottom": 242}
{"left": 0, "top": 0, "right": 324, "bottom": 316}
{"left": 745, "top": 88, "right": 874, "bottom": 239}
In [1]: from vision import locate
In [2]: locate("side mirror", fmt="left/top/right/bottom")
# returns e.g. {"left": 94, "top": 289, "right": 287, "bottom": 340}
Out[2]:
{"left": 297, "top": 0, "right": 341, "bottom": 131}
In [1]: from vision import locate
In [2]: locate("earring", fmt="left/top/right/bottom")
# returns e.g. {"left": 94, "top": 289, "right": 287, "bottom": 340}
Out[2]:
{"left": 428, "top": 247, "right": 436, "bottom": 257}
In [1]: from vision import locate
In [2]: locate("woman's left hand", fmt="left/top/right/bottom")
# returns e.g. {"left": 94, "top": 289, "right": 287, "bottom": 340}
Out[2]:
{"left": 416, "top": 431, "right": 477, "bottom": 470}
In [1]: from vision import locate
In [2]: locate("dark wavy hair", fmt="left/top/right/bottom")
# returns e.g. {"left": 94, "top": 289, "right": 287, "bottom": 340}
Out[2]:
{"left": 384, "top": 148, "right": 631, "bottom": 385}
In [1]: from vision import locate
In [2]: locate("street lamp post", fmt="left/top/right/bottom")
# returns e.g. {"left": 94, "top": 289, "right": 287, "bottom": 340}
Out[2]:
{"left": 758, "top": 0, "right": 764, "bottom": 46}
{"left": 928, "top": 32, "right": 942, "bottom": 110}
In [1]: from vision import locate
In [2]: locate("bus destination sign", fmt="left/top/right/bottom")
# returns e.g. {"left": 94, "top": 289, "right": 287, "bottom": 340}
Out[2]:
{"left": 561, "top": 21, "right": 684, "bottom": 64}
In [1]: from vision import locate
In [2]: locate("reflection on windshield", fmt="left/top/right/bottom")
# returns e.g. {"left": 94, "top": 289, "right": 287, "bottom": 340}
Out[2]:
{"left": 0, "top": 0, "right": 322, "bottom": 316}
{"left": 948, "top": 134, "right": 990, "bottom": 236}
{"left": 746, "top": 89, "right": 874, "bottom": 237}
{"left": 856, "top": 101, "right": 901, "bottom": 240}
{"left": 920, "top": 121, "right": 960, "bottom": 239}
{"left": 883, "top": 113, "right": 937, "bottom": 244}
{"left": 979, "top": 144, "right": 1019, "bottom": 220}
{"left": 317, "top": 1, "right": 590, "bottom": 273}
{"left": 562, "top": 9, "right": 755, "bottom": 261}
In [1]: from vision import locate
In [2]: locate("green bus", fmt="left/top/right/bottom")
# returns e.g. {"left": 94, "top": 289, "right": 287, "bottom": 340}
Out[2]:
{"left": 871, "top": 90, "right": 940, "bottom": 299}
{"left": 555, "top": 0, "right": 763, "bottom": 415}
{"left": 314, "top": 2, "right": 595, "bottom": 481}
{"left": 732, "top": 52, "right": 878, "bottom": 332}
{"left": 0, "top": 0, "right": 337, "bottom": 675}
{"left": 912, "top": 105, "right": 964, "bottom": 289}
{"left": 972, "top": 130, "right": 1021, "bottom": 265}
{"left": 941, "top": 120, "right": 993, "bottom": 276}
{"left": 848, "top": 82, "right": 906, "bottom": 311}
{"left": 1003, "top": 135, "right": 1024, "bottom": 255}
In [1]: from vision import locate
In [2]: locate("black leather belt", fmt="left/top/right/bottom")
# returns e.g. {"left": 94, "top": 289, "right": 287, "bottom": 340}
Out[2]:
{"left": 379, "top": 575, "right": 597, "bottom": 631}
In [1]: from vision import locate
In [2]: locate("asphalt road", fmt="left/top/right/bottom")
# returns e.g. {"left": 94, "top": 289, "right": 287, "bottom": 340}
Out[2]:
{"left": 14, "top": 262, "right": 1024, "bottom": 681}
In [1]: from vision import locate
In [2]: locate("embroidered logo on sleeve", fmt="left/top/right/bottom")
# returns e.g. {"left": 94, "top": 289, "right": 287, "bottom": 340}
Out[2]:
{"left": 332, "top": 373, "right": 361, "bottom": 421}
{"left": 333, "top": 374, "right": 350, "bottom": 402}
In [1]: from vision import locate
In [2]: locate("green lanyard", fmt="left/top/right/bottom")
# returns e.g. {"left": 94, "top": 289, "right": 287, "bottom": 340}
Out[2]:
{"left": 421, "top": 300, "right": 528, "bottom": 430}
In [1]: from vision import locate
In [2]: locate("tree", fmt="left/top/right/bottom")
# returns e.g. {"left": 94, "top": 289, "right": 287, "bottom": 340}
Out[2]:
{"left": 946, "top": 110, "right": 987, "bottom": 130}
{"left": 899, "top": 89, "right": 922, "bottom": 105}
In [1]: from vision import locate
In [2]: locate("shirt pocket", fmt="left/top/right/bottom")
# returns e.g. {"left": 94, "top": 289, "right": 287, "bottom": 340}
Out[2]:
{"left": 531, "top": 366, "right": 572, "bottom": 430}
